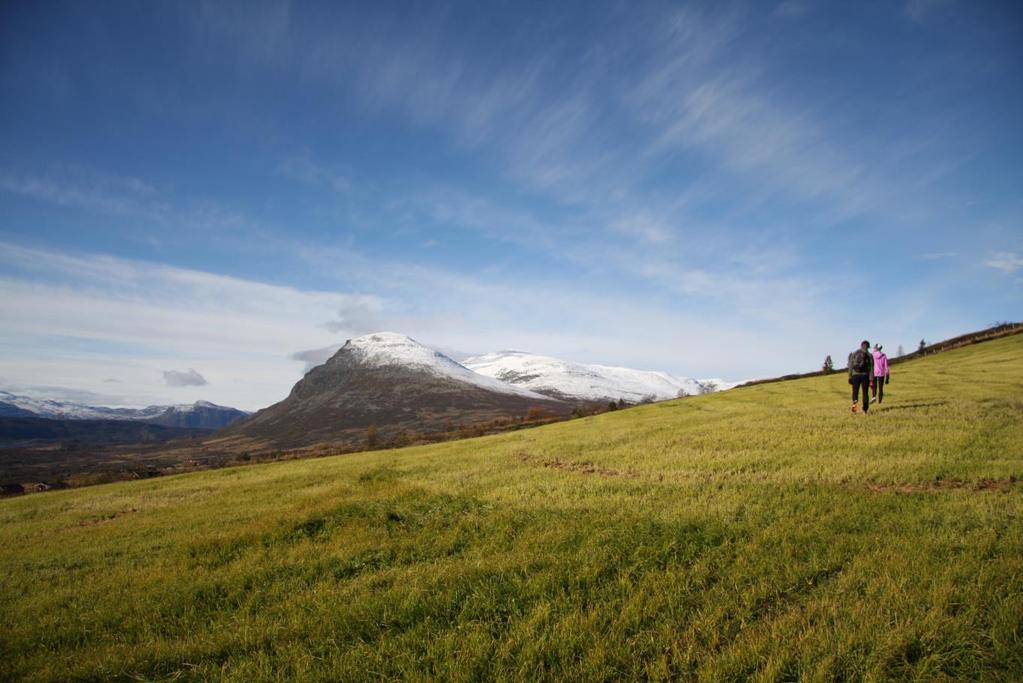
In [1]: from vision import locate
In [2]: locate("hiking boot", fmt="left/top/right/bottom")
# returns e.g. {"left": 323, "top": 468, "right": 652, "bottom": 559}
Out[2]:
{"left": 851, "top": 402, "right": 858, "bottom": 414}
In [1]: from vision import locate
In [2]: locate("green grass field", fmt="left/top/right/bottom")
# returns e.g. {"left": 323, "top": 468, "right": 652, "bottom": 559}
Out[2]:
{"left": 2, "top": 334, "right": 1022, "bottom": 682}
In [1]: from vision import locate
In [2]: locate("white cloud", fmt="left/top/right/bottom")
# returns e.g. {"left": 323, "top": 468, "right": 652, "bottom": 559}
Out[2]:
{"left": 162, "top": 368, "right": 208, "bottom": 387}
{"left": 290, "top": 345, "right": 342, "bottom": 373}
{"left": 0, "top": 242, "right": 387, "bottom": 410}
{"left": 985, "top": 251, "right": 1023, "bottom": 274}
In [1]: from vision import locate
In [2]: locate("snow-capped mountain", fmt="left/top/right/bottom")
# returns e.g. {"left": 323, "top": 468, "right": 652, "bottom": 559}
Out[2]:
{"left": 0, "top": 391, "right": 159, "bottom": 420}
{"left": 223, "top": 332, "right": 569, "bottom": 449}
{"left": 344, "top": 333, "right": 552, "bottom": 401}
{"left": 0, "top": 392, "right": 248, "bottom": 429}
{"left": 463, "top": 350, "right": 735, "bottom": 403}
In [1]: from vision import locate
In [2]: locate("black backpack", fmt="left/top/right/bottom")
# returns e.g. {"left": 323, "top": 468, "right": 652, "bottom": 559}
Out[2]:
{"left": 850, "top": 349, "right": 869, "bottom": 373}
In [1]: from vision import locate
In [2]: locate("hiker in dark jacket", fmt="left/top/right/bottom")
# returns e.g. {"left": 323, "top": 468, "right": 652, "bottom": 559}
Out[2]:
{"left": 848, "top": 340, "right": 874, "bottom": 414}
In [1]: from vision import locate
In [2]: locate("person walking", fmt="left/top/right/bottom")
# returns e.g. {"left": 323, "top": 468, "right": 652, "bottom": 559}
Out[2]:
{"left": 872, "top": 344, "right": 890, "bottom": 404}
{"left": 848, "top": 340, "right": 874, "bottom": 414}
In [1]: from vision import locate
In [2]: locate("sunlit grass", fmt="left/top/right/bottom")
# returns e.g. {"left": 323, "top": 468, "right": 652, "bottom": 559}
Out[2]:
{"left": 1, "top": 334, "right": 1021, "bottom": 681}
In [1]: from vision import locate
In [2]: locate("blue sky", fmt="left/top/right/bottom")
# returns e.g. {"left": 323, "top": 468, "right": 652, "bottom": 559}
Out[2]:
{"left": 1, "top": 0, "right": 1020, "bottom": 410}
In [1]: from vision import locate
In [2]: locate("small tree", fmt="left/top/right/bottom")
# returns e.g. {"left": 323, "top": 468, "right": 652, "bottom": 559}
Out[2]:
{"left": 676, "top": 388, "right": 689, "bottom": 399}
{"left": 607, "top": 400, "right": 618, "bottom": 411}
{"left": 525, "top": 406, "right": 547, "bottom": 422}
{"left": 822, "top": 355, "right": 834, "bottom": 374}
{"left": 617, "top": 398, "right": 627, "bottom": 410}
{"left": 918, "top": 339, "right": 927, "bottom": 352}
{"left": 896, "top": 344, "right": 904, "bottom": 358}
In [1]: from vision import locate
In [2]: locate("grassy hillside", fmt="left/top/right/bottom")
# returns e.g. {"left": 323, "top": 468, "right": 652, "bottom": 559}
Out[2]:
{"left": 2, "top": 334, "right": 1021, "bottom": 682}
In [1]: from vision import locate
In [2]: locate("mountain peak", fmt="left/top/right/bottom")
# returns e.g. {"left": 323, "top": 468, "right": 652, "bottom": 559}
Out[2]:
{"left": 342, "top": 332, "right": 452, "bottom": 370}
{"left": 347, "top": 331, "right": 419, "bottom": 347}
{"left": 334, "top": 332, "right": 549, "bottom": 400}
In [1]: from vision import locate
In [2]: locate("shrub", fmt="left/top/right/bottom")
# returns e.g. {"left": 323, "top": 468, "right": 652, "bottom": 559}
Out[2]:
{"left": 525, "top": 407, "right": 548, "bottom": 422}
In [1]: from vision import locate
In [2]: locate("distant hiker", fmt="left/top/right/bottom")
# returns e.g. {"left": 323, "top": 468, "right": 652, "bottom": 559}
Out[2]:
{"left": 848, "top": 340, "right": 874, "bottom": 414}
{"left": 871, "top": 344, "right": 890, "bottom": 403}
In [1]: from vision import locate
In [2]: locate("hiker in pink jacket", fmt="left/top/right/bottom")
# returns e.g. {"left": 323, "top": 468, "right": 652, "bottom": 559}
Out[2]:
{"left": 872, "top": 344, "right": 890, "bottom": 403}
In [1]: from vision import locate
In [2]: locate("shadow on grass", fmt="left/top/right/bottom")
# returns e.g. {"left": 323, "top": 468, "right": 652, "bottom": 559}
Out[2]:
{"left": 875, "top": 401, "right": 947, "bottom": 412}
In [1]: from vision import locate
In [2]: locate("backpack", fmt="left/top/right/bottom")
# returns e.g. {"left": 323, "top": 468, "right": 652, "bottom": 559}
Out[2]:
{"left": 850, "top": 349, "right": 869, "bottom": 373}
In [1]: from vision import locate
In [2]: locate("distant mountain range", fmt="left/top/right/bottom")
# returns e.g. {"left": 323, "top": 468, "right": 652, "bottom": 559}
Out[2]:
{"left": 0, "top": 392, "right": 249, "bottom": 429}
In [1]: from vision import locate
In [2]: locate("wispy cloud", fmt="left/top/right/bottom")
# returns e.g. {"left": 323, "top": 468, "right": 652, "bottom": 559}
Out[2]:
{"left": 321, "top": 302, "right": 385, "bottom": 335}
{"left": 279, "top": 155, "right": 351, "bottom": 192}
{"left": 0, "top": 242, "right": 388, "bottom": 409}
{"left": 774, "top": 1, "right": 808, "bottom": 18}
{"left": 173, "top": 2, "right": 961, "bottom": 245}
{"left": 636, "top": 71, "right": 885, "bottom": 222}
{"left": 985, "top": 251, "right": 1023, "bottom": 274}
{"left": 610, "top": 213, "right": 674, "bottom": 244}
{"left": 0, "top": 168, "right": 168, "bottom": 218}
{"left": 289, "top": 345, "right": 341, "bottom": 373}
{"left": 0, "top": 166, "right": 275, "bottom": 246}
{"left": 904, "top": 0, "right": 952, "bottom": 23}
{"left": 192, "top": 0, "right": 295, "bottom": 68}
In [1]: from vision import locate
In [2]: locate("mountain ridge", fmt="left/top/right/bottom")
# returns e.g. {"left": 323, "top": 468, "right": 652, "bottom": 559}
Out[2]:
{"left": 463, "top": 350, "right": 737, "bottom": 402}
{"left": 0, "top": 392, "right": 249, "bottom": 429}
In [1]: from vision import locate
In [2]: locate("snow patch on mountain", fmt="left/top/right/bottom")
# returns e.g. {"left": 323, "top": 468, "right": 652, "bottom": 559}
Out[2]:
{"left": 342, "top": 333, "right": 555, "bottom": 401}
{"left": 463, "top": 351, "right": 733, "bottom": 403}
{"left": 0, "top": 391, "right": 246, "bottom": 422}
{"left": 695, "top": 378, "right": 744, "bottom": 392}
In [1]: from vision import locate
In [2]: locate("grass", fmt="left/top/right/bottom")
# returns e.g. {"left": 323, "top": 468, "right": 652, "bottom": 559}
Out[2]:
{"left": 1, "top": 334, "right": 1021, "bottom": 681}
